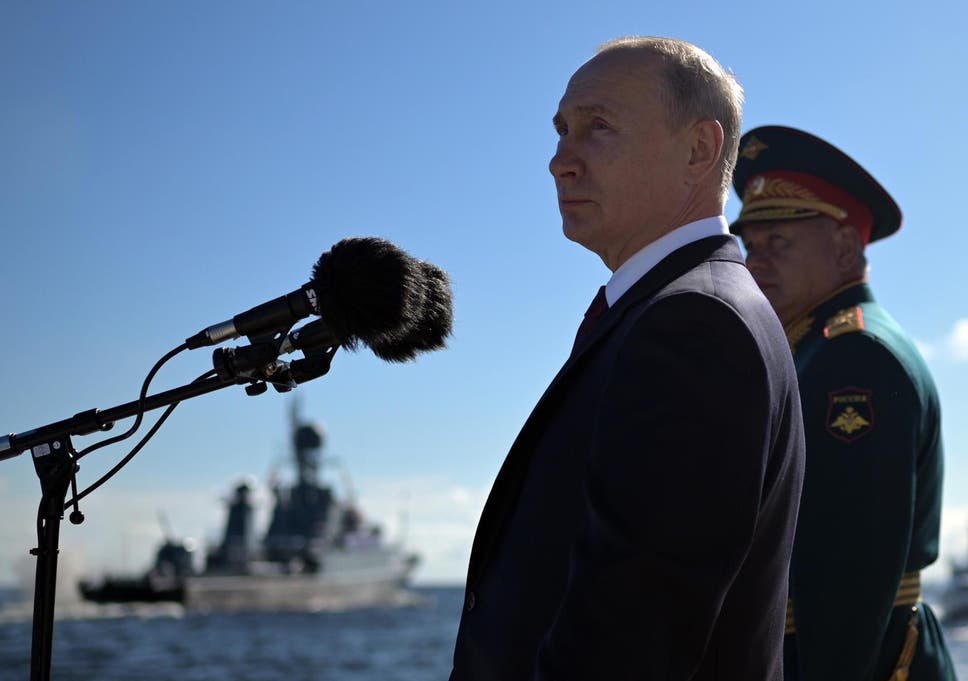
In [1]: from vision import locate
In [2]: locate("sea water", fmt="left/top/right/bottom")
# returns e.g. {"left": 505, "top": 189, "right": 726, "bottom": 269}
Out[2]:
{"left": 1, "top": 586, "right": 967, "bottom": 680}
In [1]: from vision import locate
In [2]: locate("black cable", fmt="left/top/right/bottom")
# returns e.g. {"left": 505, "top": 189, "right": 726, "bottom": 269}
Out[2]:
{"left": 66, "top": 369, "right": 217, "bottom": 507}
{"left": 75, "top": 343, "right": 188, "bottom": 461}
{"left": 35, "top": 503, "right": 44, "bottom": 547}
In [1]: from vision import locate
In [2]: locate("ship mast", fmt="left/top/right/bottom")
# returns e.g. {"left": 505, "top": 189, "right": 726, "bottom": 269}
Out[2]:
{"left": 291, "top": 396, "right": 322, "bottom": 487}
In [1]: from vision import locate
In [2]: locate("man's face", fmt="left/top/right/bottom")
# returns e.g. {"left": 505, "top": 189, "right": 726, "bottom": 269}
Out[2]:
{"left": 549, "top": 50, "right": 693, "bottom": 270}
{"left": 740, "top": 217, "right": 843, "bottom": 325}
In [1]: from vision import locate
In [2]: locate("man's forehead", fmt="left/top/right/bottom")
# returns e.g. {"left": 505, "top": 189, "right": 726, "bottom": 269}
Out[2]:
{"left": 557, "top": 51, "right": 658, "bottom": 114}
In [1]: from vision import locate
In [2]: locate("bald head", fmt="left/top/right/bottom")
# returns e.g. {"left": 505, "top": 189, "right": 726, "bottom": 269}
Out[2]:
{"left": 597, "top": 37, "right": 745, "bottom": 201}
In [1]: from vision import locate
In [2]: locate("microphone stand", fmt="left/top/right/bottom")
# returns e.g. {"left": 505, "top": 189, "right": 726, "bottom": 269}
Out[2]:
{"left": 3, "top": 374, "right": 242, "bottom": 681}
{"left": 28, "top": 435, "right": 72, "bottom": 681}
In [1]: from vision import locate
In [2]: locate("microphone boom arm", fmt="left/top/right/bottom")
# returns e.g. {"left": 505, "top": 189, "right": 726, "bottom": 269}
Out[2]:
{"left": 1, "top": 374, "right": 248, "bottom": 460}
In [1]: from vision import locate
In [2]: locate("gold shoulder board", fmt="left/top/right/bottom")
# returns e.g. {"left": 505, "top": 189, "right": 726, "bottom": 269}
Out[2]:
{"left": 824, "top": 306, "right": 865, "bottom": 340}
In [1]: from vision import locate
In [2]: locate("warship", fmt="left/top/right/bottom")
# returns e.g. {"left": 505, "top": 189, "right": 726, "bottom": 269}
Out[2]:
{"left": 78, "top": 402, "right": 419, "bottom": 610}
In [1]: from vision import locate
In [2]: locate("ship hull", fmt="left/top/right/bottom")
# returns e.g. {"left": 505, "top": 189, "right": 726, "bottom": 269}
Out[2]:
{"left": 79, "top": 545, "right": 418, "bottom": 611}
{"left": 186, "top": 546, "right": 418, "bottom": 611}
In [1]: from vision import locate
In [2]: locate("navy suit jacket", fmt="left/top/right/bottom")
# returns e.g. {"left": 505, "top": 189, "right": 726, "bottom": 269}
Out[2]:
{"left": 450, "top": 236, "right": 805, "bottom": 681}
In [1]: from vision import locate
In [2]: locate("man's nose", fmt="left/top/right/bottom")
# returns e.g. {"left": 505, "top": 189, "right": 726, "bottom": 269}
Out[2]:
{"left": 549, "top": 140, "right": 583, "bottom": 179}
{"left": 745, "top": 250, "right": 773, "bottom": 276}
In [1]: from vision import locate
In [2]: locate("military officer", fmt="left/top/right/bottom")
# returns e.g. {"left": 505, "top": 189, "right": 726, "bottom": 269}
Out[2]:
{"left": 730, "top": 125, "right": 956, "bottom": 681}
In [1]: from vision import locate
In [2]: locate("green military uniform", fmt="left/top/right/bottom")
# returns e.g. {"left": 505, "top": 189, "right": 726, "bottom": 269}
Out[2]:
{"left": 783, "top": 282, "right": 954, "bottom": 680}
{"left": 731, "top": 126, "right": 956, "bottom": 680}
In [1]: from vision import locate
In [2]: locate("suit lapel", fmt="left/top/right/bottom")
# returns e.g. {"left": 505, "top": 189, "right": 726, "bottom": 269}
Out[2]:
{"left": 466, "top": 236, "right": 742, "bottom": 583}
{"left": 538, "top": 236, "right": 741, "bottom": 416}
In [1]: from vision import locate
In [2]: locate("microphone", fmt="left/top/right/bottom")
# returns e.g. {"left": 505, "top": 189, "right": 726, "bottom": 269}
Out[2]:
{"left": 280, "top": 260, "right": 452, "bottom": 362}
{"left": 369, "top": 261, "right": 453, "bottom": 362}
{"left": 186, "top": 237, "right": 430, "bottom": 351}
{"left": 213, "top": 255, "right": 453, "bottom": 385}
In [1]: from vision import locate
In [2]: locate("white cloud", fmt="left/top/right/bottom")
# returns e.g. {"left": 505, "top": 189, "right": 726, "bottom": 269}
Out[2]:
{"left": 915, "top": 339, "right": 937, "bottom": 361}
{"left": 916, "top": 318, "right": 968, "bottom": 363}
{"left": 928, "top": 505, "right": 968, "bottom": 585}
{"left": 947, "top": 318, "right": 968, "bottom": 361}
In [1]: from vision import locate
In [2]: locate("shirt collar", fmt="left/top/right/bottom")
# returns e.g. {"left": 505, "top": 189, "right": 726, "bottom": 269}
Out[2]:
{"left": 605, "top": 216, "right": 730, "bottom": 306}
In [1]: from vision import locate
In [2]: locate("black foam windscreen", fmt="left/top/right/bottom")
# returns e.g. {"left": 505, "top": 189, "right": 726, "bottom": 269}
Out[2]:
{"left": 369, "top": 261, "right": 454, "bottom": 362}
{"left": 311, "top": 237, "right": 427, "bottom": 352}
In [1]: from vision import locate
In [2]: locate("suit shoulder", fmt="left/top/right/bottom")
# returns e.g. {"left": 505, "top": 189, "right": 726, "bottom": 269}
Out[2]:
{"left": 648, "top": 262, "right": 786, "bottom": 344}
{"left": 632, "top": 289, "right": 768, "bottom": 363}
{"left": 644, "top": 288, "right": 747, "bottom": 328}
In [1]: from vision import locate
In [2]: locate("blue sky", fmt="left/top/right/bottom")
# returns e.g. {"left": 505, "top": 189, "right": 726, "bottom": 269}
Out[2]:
{"left": 2, "top": 1, "right": 967, "bottom": 588}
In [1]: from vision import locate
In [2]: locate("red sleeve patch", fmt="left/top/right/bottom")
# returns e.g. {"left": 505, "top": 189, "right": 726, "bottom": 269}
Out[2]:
{"left": 826, "top": 387, "right": 874, "bottom": 443}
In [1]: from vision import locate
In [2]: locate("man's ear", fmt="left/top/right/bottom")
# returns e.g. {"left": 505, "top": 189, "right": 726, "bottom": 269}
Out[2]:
{"left": 685, "top": 119, "right": 725, "bottom": 185}
{"left": 833, "top": 223, "right": 864, "bottom": 272}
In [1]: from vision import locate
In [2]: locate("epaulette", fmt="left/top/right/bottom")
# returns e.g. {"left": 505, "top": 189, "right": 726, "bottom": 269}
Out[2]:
{"left": 824, "top": 306, "right": 865, "bottom": 340}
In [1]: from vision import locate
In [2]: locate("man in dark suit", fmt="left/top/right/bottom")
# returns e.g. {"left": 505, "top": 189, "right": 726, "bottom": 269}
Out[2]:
{"left": 450, "top": 37, "right": 805, "bottom": 680}
{"left": 731, "top": 126, "right": 956, "bottom": 680}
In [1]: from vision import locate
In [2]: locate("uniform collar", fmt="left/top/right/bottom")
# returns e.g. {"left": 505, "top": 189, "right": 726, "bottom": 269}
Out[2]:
{"left": 783, "top": 280, "right": 874, "bottom": 353}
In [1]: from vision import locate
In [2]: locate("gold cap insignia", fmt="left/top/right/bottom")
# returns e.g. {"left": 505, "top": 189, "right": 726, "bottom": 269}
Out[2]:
{"left": 740, "top": 135, "right": 769, "bottom": 160}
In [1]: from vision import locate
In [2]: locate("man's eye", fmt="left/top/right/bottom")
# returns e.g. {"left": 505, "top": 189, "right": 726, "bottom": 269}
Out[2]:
{"left": 554, "top": 124, "right": 568, "bottom": 137}
{"left": 591, "top": 119, "right": 609, "bottom": 130}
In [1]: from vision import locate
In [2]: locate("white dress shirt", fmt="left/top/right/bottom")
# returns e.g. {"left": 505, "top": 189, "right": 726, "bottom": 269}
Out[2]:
{"left": 604, "top": 215, "right": 731, "bottom": 306}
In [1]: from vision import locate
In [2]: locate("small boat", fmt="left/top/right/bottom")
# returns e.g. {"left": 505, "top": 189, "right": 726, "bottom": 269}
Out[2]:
{"left": 78, "top": 400, "right": 419, "bottom": 610}
{"left": 77, "top": 535, "right": 191, "bottom": 604}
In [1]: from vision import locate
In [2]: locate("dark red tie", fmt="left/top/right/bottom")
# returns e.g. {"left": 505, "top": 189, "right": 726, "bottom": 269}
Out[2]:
{"left": 571, "top": 285, "right": 608, "bottom": 354}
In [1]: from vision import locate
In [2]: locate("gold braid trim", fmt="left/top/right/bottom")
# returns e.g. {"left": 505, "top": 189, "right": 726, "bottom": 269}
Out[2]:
{"left": 887, "top": 606, "right": 920, "bottom": 681}
{"left": 745, "top": 177, "right": 819, "bottom": 201}
{"left": 738, "top": 176, "right": 850, "bottom": 224}
{"left": 785, "top": 315, "right": 814, "bottom": 355}
{"left": 781, "top": 278, "right": 868, "bottom": 342}
{"left": 739, "top": 197, "right": 849, "bottom": 222}
{"left": 894, "top": 572, "right": 922, "bottom": 607}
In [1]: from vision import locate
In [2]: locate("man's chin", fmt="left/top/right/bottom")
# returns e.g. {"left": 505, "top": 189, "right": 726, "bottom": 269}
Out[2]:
{"left": 562, "top": 221, "right": 593, "bottom": 247}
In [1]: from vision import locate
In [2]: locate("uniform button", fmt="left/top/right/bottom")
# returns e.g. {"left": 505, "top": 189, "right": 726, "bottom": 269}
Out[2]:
{"left": 464, "top": 590, "right": 476, "bottom": 612}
